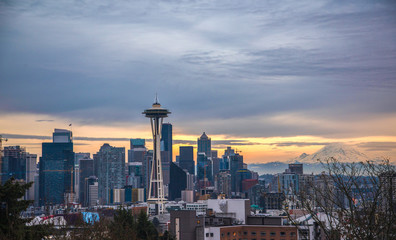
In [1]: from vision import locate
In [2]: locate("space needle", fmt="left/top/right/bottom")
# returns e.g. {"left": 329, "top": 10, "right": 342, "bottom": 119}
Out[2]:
{"left": 143, "top": 96, "right": 171, "bottom": 215}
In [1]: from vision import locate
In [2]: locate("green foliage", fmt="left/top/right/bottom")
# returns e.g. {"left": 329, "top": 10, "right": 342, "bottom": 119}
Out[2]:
{"left": 108, "top": 207, "right": 137, "bottom": 239}
{"left": 0, "top": 178, "right": 51, "bottom": 240}
{"left": 136, "top": 210, "right": 158, "bottom": 240}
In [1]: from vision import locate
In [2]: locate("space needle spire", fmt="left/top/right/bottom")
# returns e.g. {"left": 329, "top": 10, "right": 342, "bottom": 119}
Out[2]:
{"left": 143, "top": 96, "right": 171, "bottom": 215}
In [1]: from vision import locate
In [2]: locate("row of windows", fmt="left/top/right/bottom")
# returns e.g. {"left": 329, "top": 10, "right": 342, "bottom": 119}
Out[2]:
{"left": 222, "top": 231, "right": 296, "bottom": 237}
{"left": 223, "top": 238, "right": 293, "bottom": 240}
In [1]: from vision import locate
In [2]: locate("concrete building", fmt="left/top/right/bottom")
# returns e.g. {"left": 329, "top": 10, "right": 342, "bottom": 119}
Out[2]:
{"left": 207, "top": 199, "right": 250, "bottom": 224}
{"left": 86, "top": 176, "right": 98, "bottom": 207}
{"left": 215, "top": 170, "right": 232, "bottom": 197}
{"left": 25, "top": 153, "right": 37, "bottom": 201}
{"left": 186, "top": 202, "right": 208, "bottom": 215}
{"left": 219, "top": 225, "right": 298, "bottom": 240}
{"left": 93, "top": 143, "right": 125, "bottom": 204}
{"left": 170, "top": 210, "right": 204, "bottom": 240}
{"left": 182, "top": 190, "right": 194, "bottom": 203}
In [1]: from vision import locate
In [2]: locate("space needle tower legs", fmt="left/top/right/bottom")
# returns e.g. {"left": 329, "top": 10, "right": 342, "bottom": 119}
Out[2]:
{"left": 143, "top": 96, "right": 171, "bottom": 215}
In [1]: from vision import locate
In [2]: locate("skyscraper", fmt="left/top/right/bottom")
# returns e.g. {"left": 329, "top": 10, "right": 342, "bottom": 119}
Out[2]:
{"left": 1, "top": 146, "right": 27, "bottom": 183}
{"left": 161, "top": 123, "right": 172, "bottom": 162}
{"left": 93, "top": 143, "right": 125, "bottom": 204}
{"left": 228, "top": 149, "right": 243, "bottom": 193}
{"left": 128, "top": 139, "right": 147, "bottom": 189}
{"left": 197, "top": 132, "right": 211, "bottom": 157}
{"left": 25, "top": 153, "right": 37, "bottom": 201}
{"left": 39, "top": 129, "right": 74, "bottom": 206}
{"left": 197, "top": 152, "right": 213, "bottom": 184}
{"left": 128, "top": 139, "right": 146, "bottom": 163}
{"left": 79, "top": 158, "right": 94, "bottom": 206}
{"left": 169, "top": 162, "right": 187, "bottom": 201}
{"left": 179, "top": 146, "right": 194, "bottom": 175}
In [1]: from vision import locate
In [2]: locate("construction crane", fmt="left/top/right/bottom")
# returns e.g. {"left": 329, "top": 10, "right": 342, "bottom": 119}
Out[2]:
{"left": 0, "top": 135, "right": 8, "bottom": 185}
{"left": 42, "top": 167, "right": 76, "bottom": 205}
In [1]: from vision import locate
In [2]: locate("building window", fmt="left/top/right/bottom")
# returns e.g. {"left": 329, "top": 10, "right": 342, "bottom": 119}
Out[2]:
{"left": 210, "top": 233, "right": 213, "bottom": 237}
{"left": 290, "top": 232, "right": 296, "bottom": 236}
{"left": 261, "top": 232, "right": 266, "bottom": 236}
{"left": 270, "top": 232, "right": 276, "bottom": 236}
{"left": 227, "top": 232, "right": 230, "bottom": 236}
{"left": 251, "top": 231, "right": 257, "bottom": 235}
{"left": 221, "top": 233, "right": 224, "bottom": 237}
{"left": 280, "top": 232, "right": 286, "bottom": 236}
{"left": 243, "top": 231, "right": 248, "bottom": 235}
{"left": 206, "top": 233, "right": 209, "bottom": 237}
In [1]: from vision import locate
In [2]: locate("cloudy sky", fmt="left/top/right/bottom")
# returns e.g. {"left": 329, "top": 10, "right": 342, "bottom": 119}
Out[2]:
{"left": 1, "top": 0, "right": 396, "bottom": 163}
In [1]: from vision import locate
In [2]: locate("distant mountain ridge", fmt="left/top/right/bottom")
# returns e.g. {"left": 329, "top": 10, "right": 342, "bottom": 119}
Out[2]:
{"left": 248, "top": 143, "right": 371, "bottom": 175}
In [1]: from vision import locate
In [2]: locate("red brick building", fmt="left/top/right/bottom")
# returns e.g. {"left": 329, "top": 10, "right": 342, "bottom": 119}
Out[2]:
{"left": 220, "top": 225, "right": 298, "bottom": 240}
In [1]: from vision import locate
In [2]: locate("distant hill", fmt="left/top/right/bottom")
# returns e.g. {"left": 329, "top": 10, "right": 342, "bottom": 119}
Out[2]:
{"left": 248, "top": 162, "right": 325, "bottom": 175}
{"left": 248, "top": 143, "right": 370, "bottom": 175}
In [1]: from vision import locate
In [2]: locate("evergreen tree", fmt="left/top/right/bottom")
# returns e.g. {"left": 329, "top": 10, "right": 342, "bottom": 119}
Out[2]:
{"left": 0, "top": 178, "right": 50, "bottom": 240}
{"left": 136, "top": 211, "right": 158, "bottom": 240}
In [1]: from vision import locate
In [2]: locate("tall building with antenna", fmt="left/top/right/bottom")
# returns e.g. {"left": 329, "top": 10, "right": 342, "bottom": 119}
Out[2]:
{"left": 143, "top": 96, "right": 171, "bottom": 215}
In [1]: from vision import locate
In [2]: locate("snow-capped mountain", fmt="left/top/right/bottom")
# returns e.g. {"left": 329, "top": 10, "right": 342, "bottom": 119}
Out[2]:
{"left": 248, "top": 143, "right": 371, "bottom": 175}
{"left": 290, "top": 143, "right": 370, "bottom": 163}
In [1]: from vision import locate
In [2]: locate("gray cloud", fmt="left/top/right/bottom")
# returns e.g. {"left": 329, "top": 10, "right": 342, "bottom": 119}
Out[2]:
{"left": 356, "top": 142, "right": 396, "bottom": 152}
{"left": 0, "top": 0, "right": 395, "bottom": 139}
{"left": 268, "top": 142, "right": 331, "bottom": 147}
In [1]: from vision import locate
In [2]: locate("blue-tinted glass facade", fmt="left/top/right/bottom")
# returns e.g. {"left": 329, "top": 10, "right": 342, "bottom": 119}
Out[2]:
{"left": 161, "top": 123, "right": 172, "bottom": 162}
{"left": 197, "top": 153, "right": 213, "bottom": 183}
{"left": 39, "top": 142, "right": 74, "bottom": 206}
{"left": 1, "top": 146, "right": 27, "bottom": 183}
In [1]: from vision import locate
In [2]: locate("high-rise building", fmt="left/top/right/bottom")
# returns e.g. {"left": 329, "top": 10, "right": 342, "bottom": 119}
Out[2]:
{"left": 93, "top": 143, "right": 125, "bottom": 204}
{"left": 278, "top": 172, "right": 299, "bottom": 195}
{"left": 128, "top": 139, "right": 146, "bottom": 163}
{"left": 161, "top": 123, "right": 172, "bottom": 162}
{"left": 197, "top": 132, "right": 211, "bottom": 157}
{"left": 288, "top": 163, "right": 303, "bottom": 175}
{"left": 79, "top": 158, "right": 94, "bottom": 206}
{"left": 179, "top": 146, "right": 194, "bottom": 175}
{"left": 127, "top": 162, "right": 144, "bottom": 188}
{"left": 39, "top": 129, "right": 74, "bottom": 206}
{"left": 169, "top": 162, "right": 187, "bottom": 201}
{"left": 228, "top": 150, "right": 243, "bottom": 193}
{"left": 197, "top": 152, "right": 213, "bottom": 184}
{"left": 127, "top": 139, "right": 147, "bottom": 189}
{"left": 74, "top": 152, "right": 90, "bottom": 203}
{"left": 85, "top": 176, "right": 98, "bottom": 207}
{"left": 1, "top": 146, "right": 27, "bottom": 183}
{"left": 215, "top": 170, "right": 232, "bottom": 197}
{"left": 25, "top": 154, "right": 37, "bottom": 201}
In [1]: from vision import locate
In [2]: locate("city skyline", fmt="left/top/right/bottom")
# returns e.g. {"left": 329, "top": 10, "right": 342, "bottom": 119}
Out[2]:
{"left": 1, "top": 1, "right": 395, "bottom": 163}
